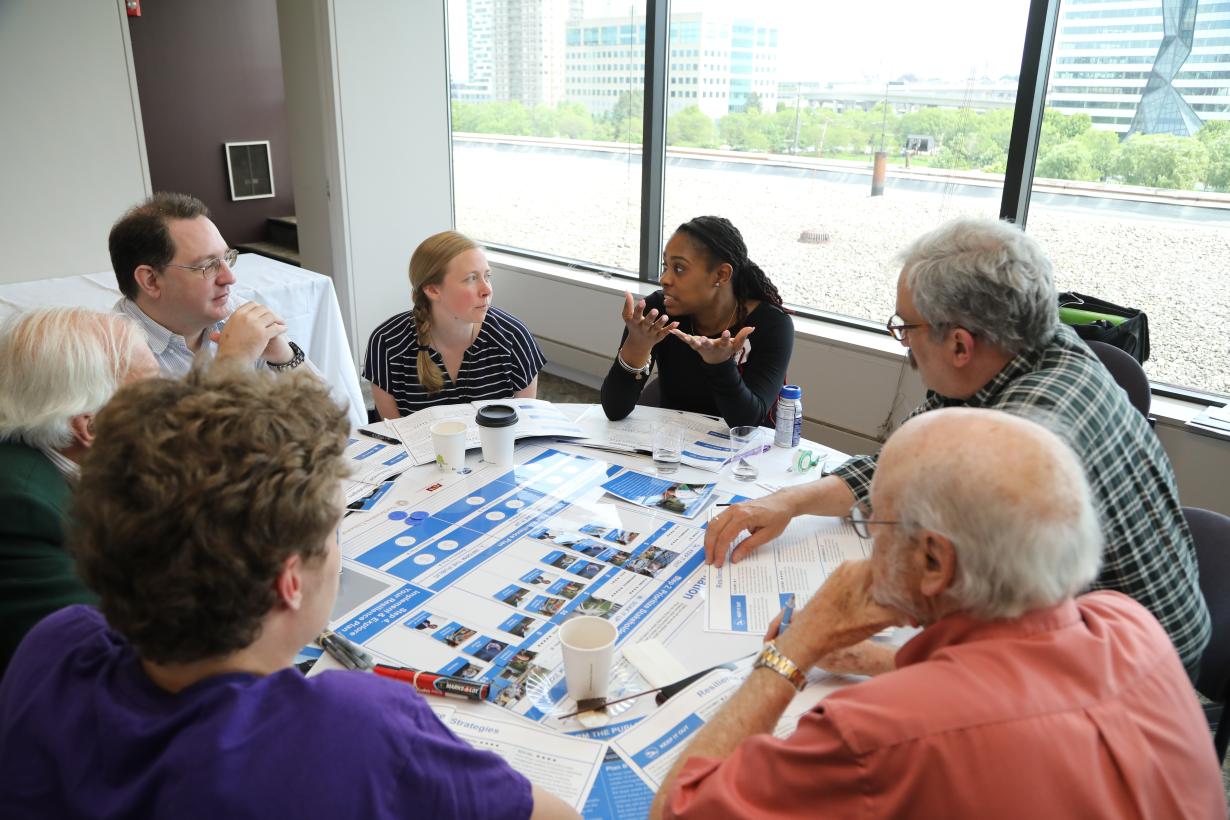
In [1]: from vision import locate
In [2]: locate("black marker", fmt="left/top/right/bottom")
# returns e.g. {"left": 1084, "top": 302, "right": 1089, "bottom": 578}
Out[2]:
{"left": 358, "top": 428, "right": 402, "bottom": 446}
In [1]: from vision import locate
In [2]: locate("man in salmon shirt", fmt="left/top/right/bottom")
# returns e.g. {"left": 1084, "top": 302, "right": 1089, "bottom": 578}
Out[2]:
{"left": 652, "top": 408, "right": 1224, "bottom": 819}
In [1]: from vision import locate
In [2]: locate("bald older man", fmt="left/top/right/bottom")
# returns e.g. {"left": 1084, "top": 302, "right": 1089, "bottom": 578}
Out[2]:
{"left": 0, "top": 308, "right": 158, "bottom": 677}
{"left": 653, "top": 409, "right": 1224, "bottom": 820}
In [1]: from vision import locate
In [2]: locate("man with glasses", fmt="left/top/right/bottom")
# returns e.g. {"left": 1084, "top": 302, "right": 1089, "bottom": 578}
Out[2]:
{"left": 109, "top": 193, "right": 307, "bottom": 375}
{"left": 654, "top": 409, "right": 1223, "bottom": 819}
{"left": 706, "top": 217, "right": 1209, "bottom": 679}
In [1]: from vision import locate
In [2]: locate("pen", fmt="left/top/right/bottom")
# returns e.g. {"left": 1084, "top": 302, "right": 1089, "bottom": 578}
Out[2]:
{"left": 318, "top": 634, "right": 359, "bottom": 670}
{"left": 779, "top": 594, "right": 796, "bottom": 635}
{"left": 358, "top": 428, "right": 402, "bottom": 446}
{"left": 373, "top": 664, "right": 491, "bottom": 701}
{"left": 324, "top": 630, "right": 375, "bottom": 669}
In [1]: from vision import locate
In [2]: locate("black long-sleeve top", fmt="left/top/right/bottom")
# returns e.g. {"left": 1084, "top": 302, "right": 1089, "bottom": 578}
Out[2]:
{"left": 600, "top": 290, "right": 794, "bottom": 428}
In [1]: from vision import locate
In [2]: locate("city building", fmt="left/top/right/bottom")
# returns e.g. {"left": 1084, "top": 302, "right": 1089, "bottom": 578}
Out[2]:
{"left": 1048, "top": 0, "right": 1230, "bottom": 135}
{"left": 563, "top": 11, "right": 779, "bottom": 118}
{"left": 490, "top": 0, "right": 584, "bottom": 108}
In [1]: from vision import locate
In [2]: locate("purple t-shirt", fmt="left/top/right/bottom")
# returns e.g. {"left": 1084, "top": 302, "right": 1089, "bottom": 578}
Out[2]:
{"left": 0, "top": 606, "right": 533, "bottom": 820}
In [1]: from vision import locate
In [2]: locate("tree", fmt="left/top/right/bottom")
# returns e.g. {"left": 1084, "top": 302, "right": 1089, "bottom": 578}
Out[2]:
{"left": 1196, "top": 119, "right": 1230, "bottom": 146}
{"left": 1077, "top": 129, "right": 1122, "bottom": 181}
{"left": 1036, "top": 140, "right": 1097, "bottom": 181}
{"left": 719, "top": 112, "right": 769, "bottom": 151}
{"left": 554, "top": 102, "right": 594, "bottom": 140}
{"left": 743, "top": 92, "right": 762, "bottom": 113}
{"left": 1117, "top": 134, "right": 1210, "bottom": 189}
{"left": 667, "top": 105, "right": 716, "bottom": 148}
{"left": 1204, "top": 134, "right": 1230, "bottom": 192}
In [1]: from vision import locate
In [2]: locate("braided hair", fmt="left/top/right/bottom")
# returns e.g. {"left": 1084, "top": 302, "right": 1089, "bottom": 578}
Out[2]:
{"left": 409, "top": 230, "right": 480, "bottom": 393}
{"left": 674, "top": 216, "right": 784, "bottom": 324}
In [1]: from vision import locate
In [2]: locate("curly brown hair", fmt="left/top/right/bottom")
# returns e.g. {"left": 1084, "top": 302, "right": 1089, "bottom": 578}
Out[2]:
{"left": 71, "top": 365, "right": 350, "bottom": 664}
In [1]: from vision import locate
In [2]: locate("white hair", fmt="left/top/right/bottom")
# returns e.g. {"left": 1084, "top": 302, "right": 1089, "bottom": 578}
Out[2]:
{"left": 899, "top": 217, "right": 1058, "bottom": 354}
{"left": 893, "top": 413, "right": 1103, "bottom": 620}
{"left": 0, "top": 308, "right": 148, "bottom": 450}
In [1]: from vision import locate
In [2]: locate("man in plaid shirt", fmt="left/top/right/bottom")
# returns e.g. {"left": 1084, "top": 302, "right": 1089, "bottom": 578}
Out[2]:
{"left": 705, "top": 217, "right": 1210, "bottom": 674}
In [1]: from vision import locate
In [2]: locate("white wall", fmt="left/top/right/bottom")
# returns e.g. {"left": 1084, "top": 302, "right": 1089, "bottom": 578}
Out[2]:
{"left": 0, "top": 0, "right": 150, "bottom": 284}
{"left": 491, "top": 256, "right": 1230, "bottom": 516}
{"left": 277, "top": 0, "right": 455, "bottom": 357}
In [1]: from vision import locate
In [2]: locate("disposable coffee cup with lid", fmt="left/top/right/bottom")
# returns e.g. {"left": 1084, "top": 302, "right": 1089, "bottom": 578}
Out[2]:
{"left": 476, "top": 404, "right": 519, "bottom": 467}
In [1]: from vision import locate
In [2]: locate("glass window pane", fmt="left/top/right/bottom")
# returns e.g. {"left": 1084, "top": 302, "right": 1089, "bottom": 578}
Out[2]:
{"left": 661, "top": 1, "right": 1029, "bottom": 326}
{"left": 448, "top": 0, "right": 646, "bottom": 274}
{"left": 1033, "top": 0, "right": 1230, "bottom": 397}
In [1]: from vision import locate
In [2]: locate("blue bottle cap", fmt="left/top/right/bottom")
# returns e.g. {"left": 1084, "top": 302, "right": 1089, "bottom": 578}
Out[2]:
{"left": 779, "top": 385, "right": 802, "bottom": 400}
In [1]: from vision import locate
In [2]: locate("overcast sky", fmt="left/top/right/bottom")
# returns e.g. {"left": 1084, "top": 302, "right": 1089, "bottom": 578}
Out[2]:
{"left": 447, "top": 0, "right": 1031, "bottom": 85}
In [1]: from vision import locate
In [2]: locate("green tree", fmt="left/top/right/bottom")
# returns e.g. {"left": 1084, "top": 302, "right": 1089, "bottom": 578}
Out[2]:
{"left": 744, "top": 91, "right": 763, "bottom": 113}
{"left": 1196, "top": 119, "right": 1230, "bottom": 146}
{"left": 554, "top": 102, "right": 594, "bottom": 140}
{"left": 1076, "top": 129, "right": 1122, "bottom": 181}
{"left": 528, "top": 105, "right": 556, "bottom": 137}
{"left": 1117, "top": 133, "right": 1210, "bottom": 189}
{"left": 1204, "top": 134, "right": 1230, "bottom": 191}
{"left": 719, "top": 112, "right": 769, "bottom": 151}
{"left": 451, "top": 101, "right": 480, "bottom": 133}
{"left": 667, "top": 105, "right": 716, "bottom": 147}
{"left": 1036, "top": 140, "right": 1097, "bottom": 181}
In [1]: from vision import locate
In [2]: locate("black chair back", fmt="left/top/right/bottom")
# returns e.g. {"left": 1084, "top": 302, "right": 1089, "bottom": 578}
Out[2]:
{"left": 1185, "top": 506, "right": 1230, "bottom": 763}
{"left": 1087, "top": 340, "right": 1151, "bottom": 421}
{"left": 637, "top": 377, "right": 662, "bottom": 408}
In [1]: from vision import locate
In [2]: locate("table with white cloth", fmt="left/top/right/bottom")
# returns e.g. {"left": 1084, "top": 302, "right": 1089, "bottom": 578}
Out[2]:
{"left": 0, "top": 254, "right": 366, "bottom": 428}
{"left": 314, "top": 406, "right": 895, "bottom": 818}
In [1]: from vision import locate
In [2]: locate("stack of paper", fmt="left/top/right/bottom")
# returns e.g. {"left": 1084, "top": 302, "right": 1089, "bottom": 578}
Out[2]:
{"left": 574, "top": 405, "right": 739, "bottom": 472}
{"left": 388, "top": 398, "right": 586, "bottom": 465}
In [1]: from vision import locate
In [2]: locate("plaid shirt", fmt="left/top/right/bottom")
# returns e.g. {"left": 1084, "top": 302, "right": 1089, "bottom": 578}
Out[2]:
{"left": 833, "top": 325, "right": 1210, "bottom": 667}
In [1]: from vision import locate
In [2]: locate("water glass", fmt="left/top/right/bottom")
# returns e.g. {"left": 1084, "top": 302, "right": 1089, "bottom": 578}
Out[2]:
{"left": 729, "top": 425, "right": 760, "bottom": 481}
{"left": 653, "top": 425, "right": 683, "bottom": 474}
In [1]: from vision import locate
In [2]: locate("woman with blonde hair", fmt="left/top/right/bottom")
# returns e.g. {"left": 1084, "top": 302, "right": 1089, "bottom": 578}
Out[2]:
{"left": 363, "top": 231, "right": 545, "bottom": 417}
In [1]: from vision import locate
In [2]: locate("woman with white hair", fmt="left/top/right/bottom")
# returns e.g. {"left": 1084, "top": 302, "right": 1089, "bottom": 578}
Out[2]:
{"left": 0, "top": 307, "right": 157, "bottom": 676}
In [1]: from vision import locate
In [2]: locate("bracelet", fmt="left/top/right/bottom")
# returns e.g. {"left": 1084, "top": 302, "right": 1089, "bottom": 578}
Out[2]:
{"left": 267, "top": 340, "right": 305, "bottom": 372}
{"left": 616, "top": 351, "right": 651, "bottom": 380}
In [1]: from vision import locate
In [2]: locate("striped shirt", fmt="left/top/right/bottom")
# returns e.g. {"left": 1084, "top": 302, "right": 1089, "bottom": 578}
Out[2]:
{"left": 832, "top": 325, "right": 1211, "bottom": 667}
{"left": 363, "top": 307, "right": 546, "bottom": 416}
{"left": 115, "top": 297, "right": 317, "bottom": 378}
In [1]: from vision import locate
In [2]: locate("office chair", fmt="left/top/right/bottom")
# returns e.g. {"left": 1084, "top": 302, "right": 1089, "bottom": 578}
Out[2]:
{"left": 1186, "top": 506, "right": 1230, "bottom": 765}
{"left": 637, "top": 377, "right": 662, "bottom": 408}
{"left": 1087, "top": 340, "right": 1152, "bottom": 424}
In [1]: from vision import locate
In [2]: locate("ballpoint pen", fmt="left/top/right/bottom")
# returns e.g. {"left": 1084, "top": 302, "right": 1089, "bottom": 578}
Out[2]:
{"left": 779, "top": 594, "right": 796, "bottom": 636}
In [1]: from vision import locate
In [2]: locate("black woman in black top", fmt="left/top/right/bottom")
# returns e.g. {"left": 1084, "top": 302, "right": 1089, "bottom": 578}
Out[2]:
{"left": 600, "top": 216, "right": 794, "bottom": 428}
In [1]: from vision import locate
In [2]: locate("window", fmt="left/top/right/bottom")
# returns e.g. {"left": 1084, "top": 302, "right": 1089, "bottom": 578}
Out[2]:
{"left": 448, "top": 0, "right": 647, "bottom": 273}
{"left": 661, "top": 1, "right": 1031, "bottom": 331}
{"left": 445, "top": 0, "right": 1230, "bottom": 400}
{"left": 1031, "top": 0, "right": 1230, "bottom": 396}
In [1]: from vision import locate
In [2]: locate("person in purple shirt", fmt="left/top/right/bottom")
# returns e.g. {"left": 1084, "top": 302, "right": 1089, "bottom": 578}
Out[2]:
{"left": 0, "top": 364, "right": 577, "bottom": 820}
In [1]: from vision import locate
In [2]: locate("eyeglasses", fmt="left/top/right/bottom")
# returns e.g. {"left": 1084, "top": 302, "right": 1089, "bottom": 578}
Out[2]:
{"left": 885, "top": 313, "right": 926, "bottom": 342}
{"left": 843, "top": 503, "right": 901, "bottom": 540}
{"left": 164, "top": 248, "right": 239, "bottom": 280}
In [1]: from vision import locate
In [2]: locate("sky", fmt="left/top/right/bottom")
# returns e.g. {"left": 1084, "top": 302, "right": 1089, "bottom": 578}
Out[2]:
{"left": 447, "top": 0, "right": 1032, "bottom": 85}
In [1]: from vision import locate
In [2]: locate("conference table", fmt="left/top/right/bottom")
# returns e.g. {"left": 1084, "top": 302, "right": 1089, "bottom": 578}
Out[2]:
{"left": 0, "top": 254, "right": 366, "bottom": 429}
{"left": 312, "top": 404, "right": 892, "bottom": 818}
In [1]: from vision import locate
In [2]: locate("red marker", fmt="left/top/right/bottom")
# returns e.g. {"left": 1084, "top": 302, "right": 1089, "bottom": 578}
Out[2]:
{"left": 373, "top": 664, "right": 491, "bottom": 702}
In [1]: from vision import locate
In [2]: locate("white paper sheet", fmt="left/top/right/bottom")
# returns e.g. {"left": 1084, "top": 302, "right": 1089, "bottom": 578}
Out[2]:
{"left": 390, "top": 399, "right": 585, "bottom": 466}
{"left": 706, "top": 517, "right": 870, "bottom": 634}
{"left": 573, "top": 405, "right": 738, "bottom": 472}
{"left": 429, "top": 703, "right": 606, "bottom": 809}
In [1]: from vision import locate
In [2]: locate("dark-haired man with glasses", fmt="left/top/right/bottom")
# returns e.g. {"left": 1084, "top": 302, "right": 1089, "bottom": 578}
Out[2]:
{"left": 109, "top": 193, "right": 307, "bottom": 375}
{"left": 706, "top": 217, "right": 1208, "bottom": 680}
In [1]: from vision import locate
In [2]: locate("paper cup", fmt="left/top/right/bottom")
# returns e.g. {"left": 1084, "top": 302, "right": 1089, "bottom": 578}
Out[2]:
{"left": 430, "top": 420, "right": 468, "bottom": 472}
{"left": 476, "top": 404, "right": 518, "bottom": 467}
{"left": 558, "top": 615, "right": 617, "bottom": 701}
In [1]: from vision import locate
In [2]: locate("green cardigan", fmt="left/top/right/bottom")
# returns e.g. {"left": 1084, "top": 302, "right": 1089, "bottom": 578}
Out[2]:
{"left": 0, "top": 441, "right": 96, "bottom": 679}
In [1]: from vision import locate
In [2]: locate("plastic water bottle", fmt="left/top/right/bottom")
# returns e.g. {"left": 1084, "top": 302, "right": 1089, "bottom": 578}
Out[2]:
{"left": 774, "top": 385, "right": 803, "bottom": 448}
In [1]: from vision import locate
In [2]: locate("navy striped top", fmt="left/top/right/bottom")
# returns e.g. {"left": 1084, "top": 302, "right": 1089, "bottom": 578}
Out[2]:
{"left": 363, "top": 307, "right": 546, "bottom": 415}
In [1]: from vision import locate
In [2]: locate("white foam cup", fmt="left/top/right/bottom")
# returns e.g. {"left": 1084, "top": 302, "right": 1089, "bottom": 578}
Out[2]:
{"left": 558, "top": 615, "right": 617, "bottom": 701}
{"left": 430, "top": 420, "right": 468, "bottom": 472}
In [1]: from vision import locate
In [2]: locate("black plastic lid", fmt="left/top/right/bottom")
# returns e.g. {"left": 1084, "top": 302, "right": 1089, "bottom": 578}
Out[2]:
{"left": 476, "top": 404, "right": 519, "bottom": 428}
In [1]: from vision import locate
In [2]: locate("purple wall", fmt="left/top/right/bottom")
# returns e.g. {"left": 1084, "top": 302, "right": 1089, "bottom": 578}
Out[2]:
{"left": 128, "top": 0, "right": 294, "bottom": 245}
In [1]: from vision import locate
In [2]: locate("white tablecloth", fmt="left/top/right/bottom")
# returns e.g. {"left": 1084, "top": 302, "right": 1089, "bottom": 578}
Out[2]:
{"left": 0, "top": 254, "right": 366, "bottom": 428}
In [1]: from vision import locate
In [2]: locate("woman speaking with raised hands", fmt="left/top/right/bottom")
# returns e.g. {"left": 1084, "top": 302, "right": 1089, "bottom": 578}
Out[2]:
{"left": 600, "top": 216, "right": 794, "bottom": 428}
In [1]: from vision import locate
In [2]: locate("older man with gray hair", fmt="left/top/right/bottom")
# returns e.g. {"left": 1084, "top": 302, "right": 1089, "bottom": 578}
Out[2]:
{"left": 0, "top": 308, "right": 158, "bottom": 677}
{"left": 656, "top": 409, "right": 1224, "bottom": 819}
{"left": 706, "top": 217, "right": 1209, "bottom": 676}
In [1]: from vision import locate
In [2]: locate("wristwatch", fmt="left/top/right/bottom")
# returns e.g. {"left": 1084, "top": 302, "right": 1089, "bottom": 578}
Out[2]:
{"left": 753, "top": 641, "right": 806, "bottom": 691}
{"left": 267, "top": 341, "right": 305, "bottom": 372}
